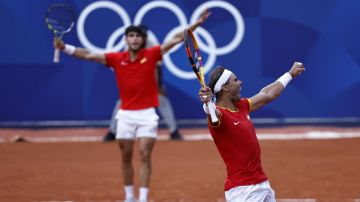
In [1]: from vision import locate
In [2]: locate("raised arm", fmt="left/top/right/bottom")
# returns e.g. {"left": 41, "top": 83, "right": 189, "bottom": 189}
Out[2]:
{"left": 249, "top": 62, "right": 305, "bottom": 112}
{"left": 160, "top": 9, "right": 211, "bottom": 55}
{"left": 53, "top": 38, "right": 107, "bottom": 65}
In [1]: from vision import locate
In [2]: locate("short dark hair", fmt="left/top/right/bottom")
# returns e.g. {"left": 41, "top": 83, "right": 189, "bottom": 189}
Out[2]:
{"left": 208, "top": 66, "right": 228, "bottom": 96}
{"left": 125, "top": 25, "right": 148, "bottom": 38}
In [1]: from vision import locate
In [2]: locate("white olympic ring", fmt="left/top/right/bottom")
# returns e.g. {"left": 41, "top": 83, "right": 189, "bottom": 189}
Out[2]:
{"left": 190, "top": 1, "right": 245, "bottom": 55}
{"left": 133, "top": 0, "right": 188, "bottom": 55}
{"left": 77, "top": 0, "right": 245, "bottom": 79}
{"left": 133, "top": 1, "right": 187, "bottom": 26}
{"left": 77, "top": 1, "right": 131, "bottom": 53}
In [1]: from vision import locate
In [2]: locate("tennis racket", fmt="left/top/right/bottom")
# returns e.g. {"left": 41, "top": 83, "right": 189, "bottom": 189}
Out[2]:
{"left": 184, "top": 29, "right": 218, "bottom": 123}
{"left": 45, "top": 4, "right": 75, "bottom": 63}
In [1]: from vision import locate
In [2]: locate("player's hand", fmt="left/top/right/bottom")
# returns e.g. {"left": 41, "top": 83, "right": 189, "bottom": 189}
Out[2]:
{"left": 199, "top": 86, "right": 213, "bottom": 103}
{"left": 197, "top": 8, "right": 211, "bottom": 25}
{"left": 289, "top": 62, "right": 305, "bottom": 78}
{"left": 53, "top": 37, "right": 65, "bottom": 50}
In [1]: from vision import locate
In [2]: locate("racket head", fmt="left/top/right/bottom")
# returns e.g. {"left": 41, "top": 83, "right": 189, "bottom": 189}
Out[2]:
{"left": 45, "top": 4, "right": 75, "bottom": 38}
{"left": 184, "top": 29, "right": 205, "bottom": 86}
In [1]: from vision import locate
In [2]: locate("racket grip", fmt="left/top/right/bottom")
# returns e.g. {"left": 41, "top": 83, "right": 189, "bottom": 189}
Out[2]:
{"left": 54, "top": 48, "right": 60, "bottom": 63}
{"left": 207, "top": 101, "right": 218, "bottom": 123}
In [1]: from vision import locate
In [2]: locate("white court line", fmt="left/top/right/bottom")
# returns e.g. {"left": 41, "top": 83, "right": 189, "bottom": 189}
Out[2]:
{"left": 33, "top": 199, "right": 360, "bottom": 202}
{"left": 36, "top": 199, "right": 318, "bottom": 202}
{"left": 258, "top": 131, "right": 360, "bottom": 140}
{"left": 2, "top": 131, "right": 360, "bottom": 143}
{"left": 277, "top": 199, "right": 316, "bottom": 202}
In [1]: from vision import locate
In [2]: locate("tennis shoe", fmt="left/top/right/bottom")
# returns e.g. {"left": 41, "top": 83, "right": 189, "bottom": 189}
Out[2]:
{"left": 170, "top": 129, "right": 183, "bottom": 140}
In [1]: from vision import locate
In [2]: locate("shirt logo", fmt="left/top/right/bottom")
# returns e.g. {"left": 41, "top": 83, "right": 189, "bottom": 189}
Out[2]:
{"left": 121, "top": 61, "right": 128, "bottom": 66}
{"left": 140, "top": 57, "right": 147, "bottom": 64}
{"left": 234, "top": 121, "right": 240, "bottom": 125}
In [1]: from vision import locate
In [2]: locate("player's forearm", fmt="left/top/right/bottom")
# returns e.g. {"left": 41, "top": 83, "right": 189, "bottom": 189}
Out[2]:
{"left": 170, "top": 21, "right": 201, "bottom": 46}
{"left": 250, "top": 72, "right": 294, "bottom": 111}
{"left": 160, "top": 36, "right": 183, "bottom": 55}
{"left": 188, "top": 21, "right": 202, "bottom": 32}
{"left": 62, "top": 45, "right": 106, "bottom": 64}
{"left": 71, "top": 47, "right": 91, "bottom": 59}
{"left": 59, "top": 44, "right": 88, "bottom": 59}
{"left": 169, "top": 17, "right": 202, "bottom": 45}
{"left": 161, "top": 11, "right": 207, "bottom": 54}
{"left": 258, "top": 82, "right": 284, "bottom": 102}
{"left": 188, "top": 9, "right": 210, "bottom": 32}
{"left": 258, "top": 71, "right": 293, "bottom": 101}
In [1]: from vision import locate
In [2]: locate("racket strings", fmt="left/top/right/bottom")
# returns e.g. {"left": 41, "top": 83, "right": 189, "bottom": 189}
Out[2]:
{"left": 47, "top": 6, "right": 74, "bottom": 33}
{"left": 49, "top": 23, "right": 67, "bottom": 31}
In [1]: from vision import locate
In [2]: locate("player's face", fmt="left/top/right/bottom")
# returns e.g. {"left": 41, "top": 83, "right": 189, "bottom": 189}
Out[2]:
{"left": 126, "top": 32, "right": 145, "bottom": 51}
{"left": 227, "top": 74, "right": 242, "bottom": 102}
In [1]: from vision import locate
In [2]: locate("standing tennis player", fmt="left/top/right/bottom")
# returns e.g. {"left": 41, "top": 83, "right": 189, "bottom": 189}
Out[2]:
{"left": 199, "top": 62, "right": 305, "bottom": 201}
{"left": 54, "top": 9, "right": 210, "bottom": 202}
{"left": 103, "top": 30, "right": 183, "bottom": 142}
{"left": 103, "top": 63, "right": 183, "bottom": 142}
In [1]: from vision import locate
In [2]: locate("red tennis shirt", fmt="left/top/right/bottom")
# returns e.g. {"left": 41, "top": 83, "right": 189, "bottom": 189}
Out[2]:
{"left": 209, "top": 98, "right": 268, "bottom": 191}
{"left": 105, "top": 46, "right": 162, "bottom": 110}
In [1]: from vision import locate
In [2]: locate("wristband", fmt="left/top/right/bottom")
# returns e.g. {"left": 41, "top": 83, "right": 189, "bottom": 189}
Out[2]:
{"left": 63, "top": 44, "right": 76, "bottom": 55}
{"left": 203, "top": 102, "right": 216, "bottom": 115}
{"left": 277, "top": 72, "right": 292, "bottom": 88}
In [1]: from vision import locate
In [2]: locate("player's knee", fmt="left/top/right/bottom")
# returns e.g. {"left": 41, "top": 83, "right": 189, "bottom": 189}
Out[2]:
{"left": 121, "top": 150, "right": 133, "bottom": 163}
{"left": 140, "top": 149, "right": 152, "bottom": 162}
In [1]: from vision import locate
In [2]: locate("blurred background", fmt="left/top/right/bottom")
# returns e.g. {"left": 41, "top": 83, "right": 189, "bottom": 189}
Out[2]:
{"left": 1, "top": 0, "right": 360, "bottom": 127}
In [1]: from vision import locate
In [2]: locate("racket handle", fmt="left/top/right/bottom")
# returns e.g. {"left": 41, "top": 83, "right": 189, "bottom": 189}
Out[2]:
{"left": 54, "top": 48, "right": 60, "bottom": 63}
{"left": 207, "top": 101, "right": 218, "bottom": 123}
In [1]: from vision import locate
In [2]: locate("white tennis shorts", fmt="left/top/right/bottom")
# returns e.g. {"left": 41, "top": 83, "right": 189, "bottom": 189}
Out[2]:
{"left": 225, "top": 180, "right": 276, "bottom": 202}
{"left": 115, "top": 107, "right": 159, "bottom": 140}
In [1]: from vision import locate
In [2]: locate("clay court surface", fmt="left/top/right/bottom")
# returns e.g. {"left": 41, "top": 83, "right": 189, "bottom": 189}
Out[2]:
{"left": 1, "top": 126, "right": 360, "bottom": 202}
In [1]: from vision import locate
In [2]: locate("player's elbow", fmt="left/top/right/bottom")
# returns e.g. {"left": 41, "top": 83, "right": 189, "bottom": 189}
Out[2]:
{"left": 84, "top": 54, "right": 95, "bottom": 61}
{"left": 85, "top": 54, "right": 104, "bottom": 64}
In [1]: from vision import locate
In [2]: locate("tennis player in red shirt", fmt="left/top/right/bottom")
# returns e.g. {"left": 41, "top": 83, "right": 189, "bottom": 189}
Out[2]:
{"left": 199, "top": 62, "right": 305, "bottom": 201}
{"left": 54, "top": 9, "right": 210, "bottom": 202}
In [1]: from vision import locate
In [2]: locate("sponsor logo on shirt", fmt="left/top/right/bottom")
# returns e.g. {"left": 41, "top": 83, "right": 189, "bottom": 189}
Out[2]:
{"left": 121, "top": 61, "right": 128, "bottom": 66}
{"left": 234, "top": 121, "right": 240, "bottom": 125}
{"left": 140, "top": 57, "right": 147, "bottom": 64}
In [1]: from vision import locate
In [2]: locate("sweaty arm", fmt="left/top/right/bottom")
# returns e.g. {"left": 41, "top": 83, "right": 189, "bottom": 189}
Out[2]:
{"left": 160, "top": 9, "right": 211, "bottom": 55}
{"left": 249, "top": 81, "right": 285, "bottom": 112}
{"left": 53, "top": 38, "right": 106, "bottom": 65}
{"left": 249, "top": 62, "right": 305, "bottom": 112}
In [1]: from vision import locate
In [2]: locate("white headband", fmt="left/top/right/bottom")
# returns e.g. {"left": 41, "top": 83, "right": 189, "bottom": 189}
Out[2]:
{"left": 214, "top": 69, "right": 232, "bottom": 94}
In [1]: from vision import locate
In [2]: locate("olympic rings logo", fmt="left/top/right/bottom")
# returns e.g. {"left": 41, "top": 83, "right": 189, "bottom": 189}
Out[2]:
{"left": 77, "top": 0, "right": 245, "bottom": 79}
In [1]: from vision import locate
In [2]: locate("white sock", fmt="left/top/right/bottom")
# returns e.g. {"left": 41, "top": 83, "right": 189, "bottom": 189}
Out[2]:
{"left": 124, "top": 185, "right": 134, "bottom": 199}
{"left": 139, "top": 187, "right": 149, "bottom": 201}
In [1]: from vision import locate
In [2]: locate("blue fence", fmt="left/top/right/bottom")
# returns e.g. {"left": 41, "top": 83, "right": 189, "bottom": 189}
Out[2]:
{"left": 1, "top": 0, "right": 360, "bottom": 126}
